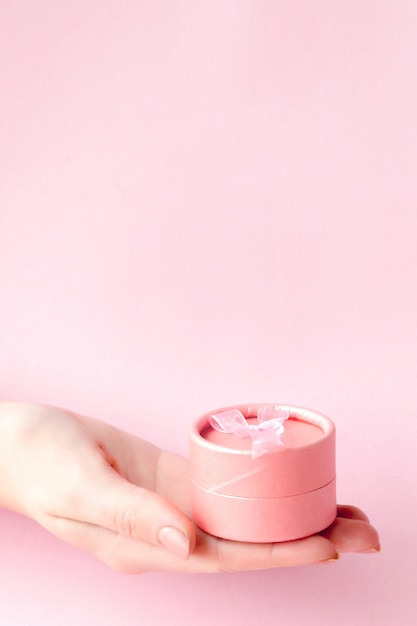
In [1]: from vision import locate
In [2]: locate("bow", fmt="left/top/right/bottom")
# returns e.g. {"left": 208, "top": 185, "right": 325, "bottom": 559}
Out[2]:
{"left": 209, "top": 406, "right": 290, "bottom": 459}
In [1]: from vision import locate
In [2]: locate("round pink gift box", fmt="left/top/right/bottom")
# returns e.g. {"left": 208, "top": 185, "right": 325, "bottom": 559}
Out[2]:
{"left": 190, "top": 403, "right": 336, "bottom": 543}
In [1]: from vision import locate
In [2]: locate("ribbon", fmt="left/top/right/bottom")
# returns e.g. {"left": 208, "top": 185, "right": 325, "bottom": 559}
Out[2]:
{"left": 209, "top": 406, "right": 290, "bottom": 459}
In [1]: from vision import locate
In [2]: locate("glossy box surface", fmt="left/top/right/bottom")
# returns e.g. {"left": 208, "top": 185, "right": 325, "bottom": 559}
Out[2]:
{"left": 190, "top": 403, "right": 336, "bottom": 542}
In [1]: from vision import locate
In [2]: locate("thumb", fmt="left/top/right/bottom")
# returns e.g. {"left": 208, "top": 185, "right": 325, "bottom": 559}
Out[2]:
{"left": 73, "top": 469, "right": 196, "bottom": 560}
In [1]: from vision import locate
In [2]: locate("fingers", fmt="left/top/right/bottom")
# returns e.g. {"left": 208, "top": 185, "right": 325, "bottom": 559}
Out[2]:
{"left": 44, "top": 517, "right": 205, "bottom": 574}
{"left": 336, "top": 504, "right": 370, "bottom": 523}
{"left": 320, "top": 516, "right": 380, "bottom": 553}
{"left": 43, "top": 516, "right": 340, "bottom": 574}
{"left": 320, "top": 504, "right": 380, "bottom": 553}
{"left": 143, "top": 533, "right": 338, "bottom": 573}
{"left": 72, "top": 470, "right": 196, "bottom": 560}
{"left": 209, "top": 534, "right": 339, "bottom": 572}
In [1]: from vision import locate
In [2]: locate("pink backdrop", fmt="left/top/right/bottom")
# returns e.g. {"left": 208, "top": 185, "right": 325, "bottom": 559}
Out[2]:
{"left": 1, "top": 2, "right": 416, "bottom": 624}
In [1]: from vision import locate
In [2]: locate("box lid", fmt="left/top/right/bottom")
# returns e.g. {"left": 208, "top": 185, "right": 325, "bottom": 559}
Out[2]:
{"left": 190, "top": 403, "right": 335, "bottom": 498}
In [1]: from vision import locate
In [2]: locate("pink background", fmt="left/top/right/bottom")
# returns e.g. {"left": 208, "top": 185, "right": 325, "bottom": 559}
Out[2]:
{"left": 1, "top": 1, "right": 416, "bottom": 624}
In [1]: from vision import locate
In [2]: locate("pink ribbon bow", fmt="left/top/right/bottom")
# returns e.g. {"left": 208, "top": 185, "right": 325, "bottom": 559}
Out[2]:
{"left": 209, "top": 406, "right": 290, "bottom": 459}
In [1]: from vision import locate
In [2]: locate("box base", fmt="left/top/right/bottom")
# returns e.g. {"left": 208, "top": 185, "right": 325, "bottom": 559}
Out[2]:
{"left": 192, "top": 478, "right": 337, "bottom": 543}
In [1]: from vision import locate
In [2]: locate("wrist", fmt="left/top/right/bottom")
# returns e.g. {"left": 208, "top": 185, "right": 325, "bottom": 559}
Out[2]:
{"left": 0, "top": 401, "right": 32, "bottom": 515}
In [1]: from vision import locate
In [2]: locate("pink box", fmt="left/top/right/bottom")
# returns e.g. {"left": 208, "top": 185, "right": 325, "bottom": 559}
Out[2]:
{"left": 190, "top": 403, "right": 336, "bottom": 543}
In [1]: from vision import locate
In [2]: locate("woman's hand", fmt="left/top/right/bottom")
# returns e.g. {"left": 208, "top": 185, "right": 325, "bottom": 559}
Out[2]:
{"left": 0, "top": 402, "right": 380, "bottom": 573}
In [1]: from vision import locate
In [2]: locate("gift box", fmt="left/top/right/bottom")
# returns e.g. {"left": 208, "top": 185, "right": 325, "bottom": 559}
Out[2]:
{"left": 190, "top": 403, "right": 336, "bottom": 543}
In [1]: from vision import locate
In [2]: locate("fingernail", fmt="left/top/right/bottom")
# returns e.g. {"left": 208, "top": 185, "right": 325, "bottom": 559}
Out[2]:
{"left": 158, "top": 527, "right": 191, "bottom": 560}
{"left": 357, "top": 543, "right": 381, "bottom": 554}
{"left": 318, "top": 553, "right": 340, "bottom": 564}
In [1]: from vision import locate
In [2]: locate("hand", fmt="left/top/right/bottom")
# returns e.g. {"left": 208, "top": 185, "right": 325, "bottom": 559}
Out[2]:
{"left": 0, "top": 402, "right": 380, "bottom": 573}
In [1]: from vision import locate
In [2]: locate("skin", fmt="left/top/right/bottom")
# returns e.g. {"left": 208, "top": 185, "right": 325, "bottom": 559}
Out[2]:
{"left": 0, "top": 402, "right": 380, "bottom": 574}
